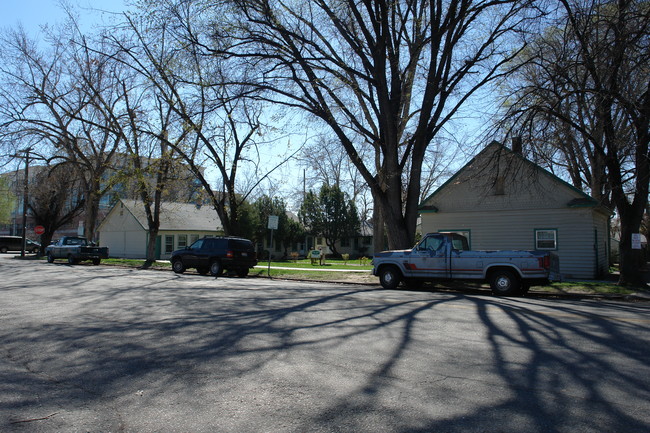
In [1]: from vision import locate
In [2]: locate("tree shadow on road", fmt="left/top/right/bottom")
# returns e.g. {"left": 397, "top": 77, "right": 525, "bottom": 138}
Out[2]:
{"left": 1, "top": 270, "right": 649, "bottom": 432}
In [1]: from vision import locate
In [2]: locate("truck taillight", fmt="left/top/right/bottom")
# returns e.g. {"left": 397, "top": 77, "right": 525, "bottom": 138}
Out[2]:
{"left": 227, "top": 250, "right": 234, "bottom": 258}
{"left": 539, "top": 255, "right": 550, "bottom": 270}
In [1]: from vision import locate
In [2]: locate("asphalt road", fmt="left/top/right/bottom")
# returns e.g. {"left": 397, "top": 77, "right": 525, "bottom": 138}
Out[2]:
{"left": 1, "top": 255, "right": 649, "bottom": 433}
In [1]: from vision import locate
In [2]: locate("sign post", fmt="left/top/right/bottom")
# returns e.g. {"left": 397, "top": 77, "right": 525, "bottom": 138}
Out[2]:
{"left": 33, "top": 225, "right": 45, "bottom": 256}
{"left": 267, "top": 215, "right": 279, "bottom": 276}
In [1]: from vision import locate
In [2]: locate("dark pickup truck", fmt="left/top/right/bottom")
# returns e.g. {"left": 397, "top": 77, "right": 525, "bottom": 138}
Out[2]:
{"left": 45, "top": 236, "right": 109, "bottom": 265}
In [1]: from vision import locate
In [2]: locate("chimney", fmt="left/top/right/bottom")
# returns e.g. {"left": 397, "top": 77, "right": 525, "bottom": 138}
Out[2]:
{"left": 511, "top": 136, "right": 522, "bottom": 154}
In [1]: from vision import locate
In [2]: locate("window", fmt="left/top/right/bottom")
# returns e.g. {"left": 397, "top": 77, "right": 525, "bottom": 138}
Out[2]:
{"left": 190, "top": 239, "right": 204, "bottom": 250}
{"left": 165, "top": 235, "right": 175, "bottom": 254}
{"left": 439, "top": 230, "right": 471, "bottom": 249}
{"left": 535, "top": 229, "right": 557, "bottom": 250}
{"left": 418, "top": 235, "right": 444, "bottom": 251}
{"left": 178, "top": 235, "right": 187, "bottom": 249}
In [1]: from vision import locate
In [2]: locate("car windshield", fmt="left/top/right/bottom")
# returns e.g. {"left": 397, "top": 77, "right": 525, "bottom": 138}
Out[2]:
{"left": 189, "top": 239, "right": 204, "bottom": 250}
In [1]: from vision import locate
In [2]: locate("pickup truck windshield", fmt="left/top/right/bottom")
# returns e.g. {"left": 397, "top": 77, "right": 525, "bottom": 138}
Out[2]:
{"left": 64, "top": 238, "right": 87, "bottom": 246}
{"left": 417, "top": 235, "right": 444, "bottom": 251}
{"left": 417, "top": 234, "right": 470, "bottom": 252}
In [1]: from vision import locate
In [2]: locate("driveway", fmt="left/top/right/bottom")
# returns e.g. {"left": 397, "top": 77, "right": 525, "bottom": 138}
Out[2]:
{"left": 1, "top": 256, "right": 649, "bottom": 432}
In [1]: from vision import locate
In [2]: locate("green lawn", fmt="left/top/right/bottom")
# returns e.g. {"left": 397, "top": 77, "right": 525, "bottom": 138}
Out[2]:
{"left": 101, "top": 257, "right": 373, "bottom": 273}
{"left": 257, "top": 258, "right": 373, "bottom": 270}
{"left": 95, "top": 258, "right": 644, "bottom": 296}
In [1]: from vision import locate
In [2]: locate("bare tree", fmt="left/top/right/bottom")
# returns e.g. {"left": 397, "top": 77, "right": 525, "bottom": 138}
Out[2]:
{"left": 500, "top": 0, "right": 650, "bottom": 285}
{"left": 0, "top": 25, "right": 121, "bottom": 241}
{"left": 205, "top": 0, "right": 540, "bottom": 249}
{"left": 71, "top": 27, "right": 200, "bottom": 264}
{"left": 27, "top": 162, "right": 86, "bottom": 252}
{"left": 297, "top": 134, "right": 373, "bottom": 221}
{"left": 103, "top": 4, "right": 294, "bottom": 236}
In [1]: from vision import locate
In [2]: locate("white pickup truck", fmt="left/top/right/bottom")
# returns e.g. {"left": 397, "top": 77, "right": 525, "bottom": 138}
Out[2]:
{"left": 372, "top": 233, "right": 559, "bottom": 296}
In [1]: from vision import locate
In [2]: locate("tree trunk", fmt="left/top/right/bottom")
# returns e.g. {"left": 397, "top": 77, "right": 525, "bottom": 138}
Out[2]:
{"left": 145, "top": 228, "right": 159, "bottom": 266}
{"left": 372, "top": 192, "right": 385, "bottom": 255}
{"left": 618, "top": 219, "right": 645, "bottom": 286}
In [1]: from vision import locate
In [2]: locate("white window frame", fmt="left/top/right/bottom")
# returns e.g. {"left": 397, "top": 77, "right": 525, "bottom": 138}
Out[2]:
{"left": 164, "top": 235, "right": 175, "bottom": 254}
{"left": 535, "top": 229, "right": 558, "bottom": 250}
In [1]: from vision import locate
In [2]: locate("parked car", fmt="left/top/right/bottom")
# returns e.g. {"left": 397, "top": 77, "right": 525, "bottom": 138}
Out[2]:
{"left": 0, "top": 235, "right": 41, "bottom": 254}
{"left": 171, "top": 236, "right": 257, "bottom": 277}
{"left": 45, "top": 236, "right": 109, "bottom": 265}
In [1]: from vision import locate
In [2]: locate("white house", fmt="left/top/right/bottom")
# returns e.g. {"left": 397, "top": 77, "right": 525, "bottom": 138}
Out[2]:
{"left": 97, "top": 199, "right": 223, "bottom": 259}
{"left": 418, "top": 141, "right": 612, "bottom": 280}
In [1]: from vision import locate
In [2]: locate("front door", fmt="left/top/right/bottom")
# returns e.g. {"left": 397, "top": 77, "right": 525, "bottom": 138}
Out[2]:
{"left": 408, "top": 234, "right": 449, "bottom": 278}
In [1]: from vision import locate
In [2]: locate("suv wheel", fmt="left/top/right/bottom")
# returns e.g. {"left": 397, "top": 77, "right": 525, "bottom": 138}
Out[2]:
{"left": 172, "top": 259, "right": 186, "bottom": 274}
{"left": 210, "top": 260, "right": 224, "bottom": 277}
{"left": 237, "top": 268, "right": 249, "bottom": 278}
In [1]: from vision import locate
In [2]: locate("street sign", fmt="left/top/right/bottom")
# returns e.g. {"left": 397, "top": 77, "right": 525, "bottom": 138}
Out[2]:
{"left": 268, "top": 215, "right": 279, "bottom": 230}
{"left": 34, "top": 225, "right": 45, "bottom": 235}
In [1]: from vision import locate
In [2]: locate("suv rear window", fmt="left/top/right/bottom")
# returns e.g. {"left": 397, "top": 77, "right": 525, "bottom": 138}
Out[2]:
{"left": 230, "top": 239, "right": 253, "bottom": 250}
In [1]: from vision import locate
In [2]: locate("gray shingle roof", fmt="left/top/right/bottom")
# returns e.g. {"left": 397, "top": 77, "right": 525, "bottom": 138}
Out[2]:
{"left": 119, "top": 199, "right": 223, "bottom": 231}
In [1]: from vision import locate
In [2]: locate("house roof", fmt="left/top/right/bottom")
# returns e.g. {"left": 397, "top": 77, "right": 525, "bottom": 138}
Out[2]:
{"left": 419, "top": 141, "right": 612, "bottom": 215}
{"left": 110, "top": 199, "right": 223, "bottom": 232}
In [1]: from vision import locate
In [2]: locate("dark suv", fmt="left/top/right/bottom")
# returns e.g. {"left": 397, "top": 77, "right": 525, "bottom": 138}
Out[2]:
{"left": 171, "top": 236, "right": 257, "bottom": 277}
{"left": 0, "top": 236, "right": 41, "bottom": 254}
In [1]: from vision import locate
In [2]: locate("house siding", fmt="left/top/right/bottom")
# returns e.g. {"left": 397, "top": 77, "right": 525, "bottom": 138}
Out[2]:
{"left": 422, "top": 208, "right": 602, "bottom": 279}
{"left": 419, "top": 142, "right": 611, "bottom": 280}
{"left": 97, "top": 199, "right": 224, "bottom": 260}
{"left": 97, "top": 204, "right": 147, "bottom": 259}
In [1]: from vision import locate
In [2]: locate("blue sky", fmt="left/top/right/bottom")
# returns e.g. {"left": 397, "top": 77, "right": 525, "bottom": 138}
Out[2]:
{"left": 1, "top": 0, "right": 128, "bottom": 35}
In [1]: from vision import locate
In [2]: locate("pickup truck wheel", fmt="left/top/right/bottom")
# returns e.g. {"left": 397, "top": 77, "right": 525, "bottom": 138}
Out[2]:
{"left": 0, "top": 247, "right": 7, "bottom": 253}
{"left": 172, "top": 259, "right": 186, "bottom": 274}
{"left": 210, "top": 260, "right": 224, "bottom": 277}
{"left": 67, "top": 255, "right": 78, "bottom": 265}
{"left": 489, "top": 270, "right": 521, "bottom": 296}
{"left": 47, "top": 253, "right": 55, "bottom": 263}
{"left": 379, "top": 266, "right": 401, "bottom": 290}
{"left": 92, "top": 258, "right": 101, "bottom": 265}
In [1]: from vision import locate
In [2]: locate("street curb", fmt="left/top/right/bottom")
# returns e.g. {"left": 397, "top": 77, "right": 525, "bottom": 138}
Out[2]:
{"left": 18, "top": 256, "right": 650, "bottom": 302}
{"left": 254, "top": 275, "right": 650, "bottom": 302}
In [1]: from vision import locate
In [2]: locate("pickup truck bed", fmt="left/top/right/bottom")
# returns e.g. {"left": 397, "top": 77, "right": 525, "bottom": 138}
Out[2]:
{"left": 45, "top": 236, "right": 109, "bottom": 265}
